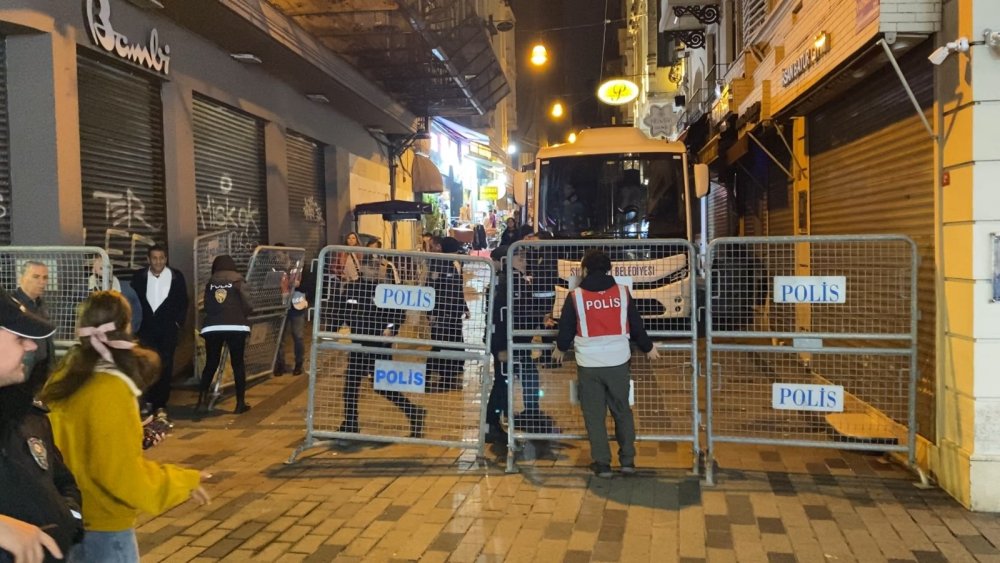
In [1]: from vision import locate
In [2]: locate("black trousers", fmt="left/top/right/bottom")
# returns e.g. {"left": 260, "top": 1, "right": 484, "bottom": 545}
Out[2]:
{"left": 200, "top": 331, "right": 249, "bottom": 403}
{"left": 142, "top": 332, "right": 178, "bottom": 412}
{"left": 343, "top": 345, "right": 419, "bottom": 424}
{"left": 428, "top": 316, "right": 464, "bottom": 382}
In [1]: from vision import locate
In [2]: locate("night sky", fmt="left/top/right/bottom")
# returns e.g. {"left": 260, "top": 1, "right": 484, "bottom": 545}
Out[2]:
{"left": 510, "top": 0, "right": 624, "bottom": 148}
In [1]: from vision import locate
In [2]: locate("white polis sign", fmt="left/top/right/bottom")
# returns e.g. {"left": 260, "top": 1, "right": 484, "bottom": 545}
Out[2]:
{"left": 773, "top": 276, "right": 846, "bottom": 304}
{"left": 772, "top": 383, "right": 844, "bottom": 412}
{"left": 86, "top": 0, "right": 171, "bottom": 75}
{"left": 374, "top": 284, "right": 435, "bottom": 311}
{"left": 373, "top": 360, "right": 426, "bottom": 394}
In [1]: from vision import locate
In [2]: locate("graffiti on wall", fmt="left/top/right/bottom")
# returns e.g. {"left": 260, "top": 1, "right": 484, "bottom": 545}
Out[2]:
{"left": 87, "top": 188, "right": 160, "bottom": 271}
{"left": 196, "top": 174, "right": 262, "bottom": 257}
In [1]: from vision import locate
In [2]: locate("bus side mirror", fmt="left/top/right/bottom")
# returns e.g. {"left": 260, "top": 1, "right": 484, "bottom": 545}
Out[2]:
{"left": 693, "top": 164, "right": 710, "bottom": 199}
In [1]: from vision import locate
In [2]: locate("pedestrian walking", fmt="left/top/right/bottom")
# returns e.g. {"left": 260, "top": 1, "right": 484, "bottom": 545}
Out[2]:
{"left": 196, "top": 255, "right": 253, "bottom": 414}
{"left": 131, "top": 245, "right": 188, "bottom": 424}
{"left": 552, "top": 249, "right": 659, "bottom": 478}
{"left": 41, "top": 291, "right": 209, "bottom": 563}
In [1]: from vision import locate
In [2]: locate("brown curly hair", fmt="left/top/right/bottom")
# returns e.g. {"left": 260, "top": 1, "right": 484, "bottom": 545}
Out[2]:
{"left": 40, "top": 291, "right": 160, "bottom": 402}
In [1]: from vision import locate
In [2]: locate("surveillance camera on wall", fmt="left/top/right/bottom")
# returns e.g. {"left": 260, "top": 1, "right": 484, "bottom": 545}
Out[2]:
{"left": 928, "top": 37, "right": 970, "bottom": 65}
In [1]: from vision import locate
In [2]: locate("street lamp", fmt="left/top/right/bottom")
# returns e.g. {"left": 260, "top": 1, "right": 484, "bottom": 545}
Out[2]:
{"left": 550, "top": 101, "right": 564, "bottom": 119}
{"left": 530, "top": 43, "right": 548, "bottom": 66}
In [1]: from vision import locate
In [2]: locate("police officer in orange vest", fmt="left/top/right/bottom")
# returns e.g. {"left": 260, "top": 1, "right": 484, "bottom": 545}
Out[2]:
{"left": 552, "top": 249, "right": 659, "bottom": 478}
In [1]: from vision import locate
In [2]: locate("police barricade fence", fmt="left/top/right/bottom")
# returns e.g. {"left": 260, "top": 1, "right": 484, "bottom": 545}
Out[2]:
{"left": 193, "top": 231, "right": 235, "bottom": 384}
{"left": 503, "top": 239, "right": 699, "bottom": 474}
{"left": 288, "top": 245, "right": 495, "bottom": 462}
{"left": 705, "top": 235, "right": 922, "bottom": 485}
{"left": 199, "top": 244, "right": 305, "bottom": 406}
{"left": 0, "top": 246, "right": 111, "bottom": 352}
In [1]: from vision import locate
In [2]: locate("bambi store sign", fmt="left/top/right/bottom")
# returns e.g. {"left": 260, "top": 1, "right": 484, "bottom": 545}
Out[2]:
{"left": 86, "top": 0, "right": 172, "bottom": 75}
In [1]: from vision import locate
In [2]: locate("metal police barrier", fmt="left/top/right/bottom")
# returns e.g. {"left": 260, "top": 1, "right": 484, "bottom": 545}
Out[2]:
{"left": 0, "top": 247, "right": 111, "bottom": 351}
{"left": 705, "top": 236, "right": 923, "bottom": 485}
{"left": 503, "top": 239, "right": 699, "bottom": 474}
{"left": 201, "top": 245, "right": 304, "bottom": 407}
{"left": 288, "top": 245, "right": 495, "bottom": 462}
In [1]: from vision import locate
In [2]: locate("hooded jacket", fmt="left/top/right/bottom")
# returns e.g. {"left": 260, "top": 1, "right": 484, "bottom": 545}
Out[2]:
{"left": 201, "top": 256, "right": 253, "bottom": 334}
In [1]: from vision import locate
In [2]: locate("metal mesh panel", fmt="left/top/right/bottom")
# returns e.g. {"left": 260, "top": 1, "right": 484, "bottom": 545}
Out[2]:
{"left": 290, "top": 245, "right": 495, "bottom": 459}
{"left": 0, "top": 247, "right": 110, "bottom": 350}
{"left": 192, "top": 232, "right": 234, "bottom": 380}
{"left": 197, "top": 243, "right": 305, "bottom": 401}
{"left": 705, "top": 236, "right": 919, "bottom": 484}
{"left": 503, "top": 239, "right": 699, "bottom": 472}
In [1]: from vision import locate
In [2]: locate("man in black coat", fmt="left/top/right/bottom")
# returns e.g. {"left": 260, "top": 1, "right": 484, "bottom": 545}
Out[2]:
{"left": 0, "top": 290, "right": 82, "bottom": 563}
{"left": 131, "top": 245, "right": 189, "bottom": 421}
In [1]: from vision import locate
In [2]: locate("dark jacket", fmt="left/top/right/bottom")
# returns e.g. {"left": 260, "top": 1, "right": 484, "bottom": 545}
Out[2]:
{"left": 0, "top": 389, "right": 83, "bottom": 562}
{"left": 131, "top": 266, "right": 189, "bottom": 340}
{"left": 555, "top": 273, "right": 654, "bottom": 354}
{"left": 491, "top": 267, "right": 536, "bottom": 354}
{"left": 340, "top": 278, "right": 404, "bottom": 337}
{"left": 288, "top": 268, "right": 316, "bottom": 319}
{"left": 201, "top": 265, "right": 253, "bottom": 333}
{"left": 428, "top": 259, "right": 466, "bottom": 320}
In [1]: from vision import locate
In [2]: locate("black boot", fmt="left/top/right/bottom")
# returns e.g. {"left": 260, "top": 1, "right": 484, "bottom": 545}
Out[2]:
{"left": 234, "top": 400, "right": 251, "bottom": 414}
{"left": 408, "top": 406, "right": 427, "bottom": 439}
{"left": 292, "top": 363, "right": 303, "bottom": 376}
{"left": 195, "top": 390, "right": 208, "bottom": 413}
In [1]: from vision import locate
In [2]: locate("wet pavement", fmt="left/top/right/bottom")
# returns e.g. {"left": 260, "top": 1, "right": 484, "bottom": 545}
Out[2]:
{"left": 136, "top": 375, "right": 1000, "bottom": 562}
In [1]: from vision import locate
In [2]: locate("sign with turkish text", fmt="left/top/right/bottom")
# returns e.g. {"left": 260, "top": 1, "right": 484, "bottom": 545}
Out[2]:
{"left": 85, "top": 0, "right": 171, "bottom": 75}
{"left": 773, "top": 276, "right": 847, "bottom": 304}
{"left": 773, "top": 383, "right": 844, "bottom": 412}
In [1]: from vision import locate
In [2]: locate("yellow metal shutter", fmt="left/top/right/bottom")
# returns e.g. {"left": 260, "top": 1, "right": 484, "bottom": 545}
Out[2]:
{"left": 808, "top": 42, "right": 935, "bottom": 441}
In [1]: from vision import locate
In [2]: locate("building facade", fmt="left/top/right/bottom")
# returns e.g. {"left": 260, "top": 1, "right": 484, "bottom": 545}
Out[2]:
{"left": 657, "top": 0, "right": 999, "bottom": 510}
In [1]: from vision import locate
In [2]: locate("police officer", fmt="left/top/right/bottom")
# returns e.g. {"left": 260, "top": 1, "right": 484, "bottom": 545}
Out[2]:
{"left": 426, "top": 237, "right": 467, "bottom": 390}
{"left": 336, "top": 268, "right": 426, "bottom": 438}
{"left": 0, "top": 290, "right": 83, "bottom": 562}
{"left": 551, "top": 249, "right": 659, "bottom": 478}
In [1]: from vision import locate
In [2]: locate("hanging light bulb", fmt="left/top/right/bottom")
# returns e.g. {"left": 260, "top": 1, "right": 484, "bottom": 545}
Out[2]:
{"left": 567, "top": 132, "right": 578, "bottom": 143}
{"left": 550, "top": 101, "right": 564, "bottom": 118}
{"left": 530, "top": 43, "right": 548, "bottom": 66}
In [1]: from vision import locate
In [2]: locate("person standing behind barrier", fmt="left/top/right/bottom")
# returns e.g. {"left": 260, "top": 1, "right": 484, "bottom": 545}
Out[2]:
{"left": 336, "top": 275, "right": 426, "bottom": 438}
{"left": 88, "top": 256, "right": 143, "bottom": 335}
{"left": 13, "top": 261, "right": 55, "bottom": 390}
{"left": 332, "top": 232, "right": 362, "bottom": 283}
{"left": 427, "top": 237, "right": 467, "bottom": 391}
{"left": 485, "top": 247, "right": 547, "bottom": 445}
{"left": 552, "top": 249, "right": 659, "bottom": 478}
{"left": 196, "top": 256, "right": 253, "bottom": 414}
{"left": 0, "top": 290, "right": 82, "bottom": 563}
{"left": 275, "top": 266, "right": 311, "bottom": 378}
{"left": 131, "top": 245, "right": 188, "bottom": 424}
{"left": 41, "top": 292, "right": 210, "bottom": 563}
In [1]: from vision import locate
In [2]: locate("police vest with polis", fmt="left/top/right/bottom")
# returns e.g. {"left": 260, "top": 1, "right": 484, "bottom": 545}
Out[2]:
{"left": 556, "top": 256, "right": 655, "bottom": 368}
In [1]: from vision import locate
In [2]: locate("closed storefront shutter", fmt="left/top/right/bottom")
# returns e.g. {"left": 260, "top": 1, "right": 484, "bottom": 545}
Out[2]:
{"left": 0, "top": 38, "right": 11, "bottom": 245}
{"left": 285, "top": 131, "right": 326, "bottom": 262}
{"left": 707, "top": 183, "right": 731, "bottom": 241}
{"left": 78, "top": 53, "right": 166, "bottom": 275}
{"left": 192, "top": 94, "right": 267, "bottom": 269}
{"left": 808, "top": 41, "right": 935, "bottom": 441}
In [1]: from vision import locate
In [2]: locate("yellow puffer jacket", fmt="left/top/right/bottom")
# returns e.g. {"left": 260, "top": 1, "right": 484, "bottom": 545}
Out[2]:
{"left": 46, "top": 366, "right": 201, "bottom": 532}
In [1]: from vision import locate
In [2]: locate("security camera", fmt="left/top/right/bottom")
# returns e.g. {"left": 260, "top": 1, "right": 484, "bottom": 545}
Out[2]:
{"left": 928, "top": 37, "right": 970, "bottom": 65}
{"left": 928, "top": 45, "right": 951, "bottom": 65}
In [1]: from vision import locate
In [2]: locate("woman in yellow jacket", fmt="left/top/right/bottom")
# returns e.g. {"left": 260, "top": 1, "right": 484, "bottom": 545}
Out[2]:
{"left": 41, "top": 291, "right": 210, "bottom": 563}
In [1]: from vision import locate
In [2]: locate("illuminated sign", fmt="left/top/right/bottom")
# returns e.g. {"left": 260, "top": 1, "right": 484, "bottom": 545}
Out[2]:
{"left": 781, "top": 33, "right": 831, "bottom": 87}
{"left": 85, "top": 0, "right": 171, "bottom": 75}
{"left": 597, "top": 78, "right": 640, "bottom": 106}
{"left": 480, "top": 185, "right": 498, "bottom": 200}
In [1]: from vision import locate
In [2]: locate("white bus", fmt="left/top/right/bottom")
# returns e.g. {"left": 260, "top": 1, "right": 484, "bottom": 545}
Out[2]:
{"left": 526, "top": 126, "right": 708, "bottom": 323}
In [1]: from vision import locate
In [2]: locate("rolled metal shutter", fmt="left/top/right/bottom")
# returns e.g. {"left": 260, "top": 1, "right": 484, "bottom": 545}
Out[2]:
{"left": 192, "top": 94, "right": 267, "bottom": 270}
{"left": 78, "top": 53, "right": 166, "bottom": 275}
{"left": 808, "top": 41, "right": 935, "bottom": 441}
{"left": 285, "top": 131, "right": 325, "bottom": 262}
{"left": 0, "top": 37, "right": 11, "bottom": 245}
{"left": 707, "top": 183, "right": 731, "bottom": 241}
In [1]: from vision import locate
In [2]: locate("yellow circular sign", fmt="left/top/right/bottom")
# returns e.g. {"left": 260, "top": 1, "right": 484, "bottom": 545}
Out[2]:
{"left": 597, "top": 78, "right": 639, "bottom": 106}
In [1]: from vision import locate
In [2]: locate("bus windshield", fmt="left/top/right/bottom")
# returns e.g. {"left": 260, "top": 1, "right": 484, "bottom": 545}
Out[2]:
{"left": 538, "top": 153, "right": 688, "bottom": 239}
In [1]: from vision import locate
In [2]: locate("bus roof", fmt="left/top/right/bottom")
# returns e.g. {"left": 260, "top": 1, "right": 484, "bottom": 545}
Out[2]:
{"left": 537, "top": 127, "right": 686, "bottom": 159}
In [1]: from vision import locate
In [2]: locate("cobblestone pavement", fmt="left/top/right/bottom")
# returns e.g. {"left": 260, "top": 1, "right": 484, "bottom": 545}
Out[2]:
{"left": 139, "top": 376, "right": 1000, "bottom": 562}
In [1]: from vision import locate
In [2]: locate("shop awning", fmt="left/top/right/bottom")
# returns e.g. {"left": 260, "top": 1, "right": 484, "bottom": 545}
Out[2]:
{"left": 412, "top": 154, "right": 444, "bottom": 193}
{"left": 353, "top": 200, "right": 432, "bottom": 221}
